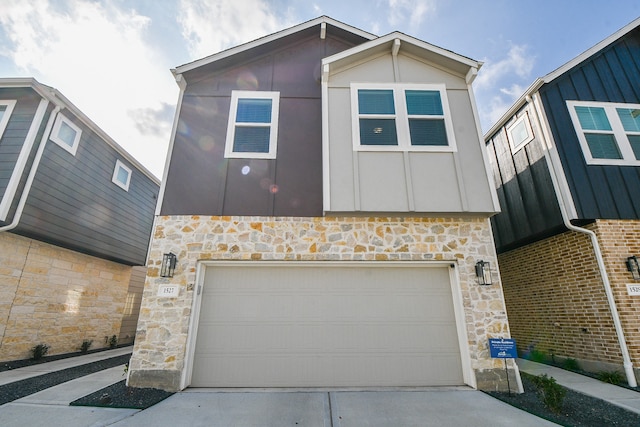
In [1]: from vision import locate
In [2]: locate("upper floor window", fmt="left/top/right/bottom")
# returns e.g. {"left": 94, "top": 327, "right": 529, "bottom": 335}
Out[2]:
{"left": 224, "top": 91, "right": 279, "bottom": 159}
{"left": 351, "top": 83, "right": 456, "bottom": 152}
{"left": 567, "top": 100, "right": 640, "bottom": 165}
{"left": 112, "top": 159, "right": 132, "bottom": 191}
{"left": 0, "top": 100, "right": 17, "bottom": 140}
{"left": 507, "top": 112, "right": 534, "bottom": 153}
{"left": 51, "top": 113, "right": 81, "bottom": 155}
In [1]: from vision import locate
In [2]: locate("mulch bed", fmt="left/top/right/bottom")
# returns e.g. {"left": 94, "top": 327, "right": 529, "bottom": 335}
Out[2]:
{"left": 70, "top": 380, "right": 174, "bottom": 409}
{"left": 486, "top": 373, "right": 640, "bottom": 426}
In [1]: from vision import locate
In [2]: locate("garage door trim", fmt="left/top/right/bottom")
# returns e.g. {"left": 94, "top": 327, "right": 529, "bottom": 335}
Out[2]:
{"left": 181, "top": 261, "right": 473, "bottom": 389}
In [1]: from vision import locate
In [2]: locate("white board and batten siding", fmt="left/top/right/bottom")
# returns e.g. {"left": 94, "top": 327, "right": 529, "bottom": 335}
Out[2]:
{"left": 187, "top": 262, "right": 468, "bottom": 388}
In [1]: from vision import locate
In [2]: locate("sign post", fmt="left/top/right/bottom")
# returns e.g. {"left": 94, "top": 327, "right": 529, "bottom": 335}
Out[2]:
{"left": 488, "top": 338, "right": 518, "bottom": 395}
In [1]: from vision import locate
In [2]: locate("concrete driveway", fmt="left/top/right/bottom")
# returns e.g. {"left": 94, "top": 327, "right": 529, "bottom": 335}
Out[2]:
{"left": 111, "top": 388, "right": 558, "bottom": 427}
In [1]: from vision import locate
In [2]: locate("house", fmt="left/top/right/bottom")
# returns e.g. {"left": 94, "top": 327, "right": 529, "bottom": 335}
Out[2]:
{"left": 0, "top": 78, "right": 160, "bottom": 361}
{"left": 485, "top": 17, "right": 640, "bottom": 386}
{"left": 128, "top": 16, "right": 516, "bottom": 392}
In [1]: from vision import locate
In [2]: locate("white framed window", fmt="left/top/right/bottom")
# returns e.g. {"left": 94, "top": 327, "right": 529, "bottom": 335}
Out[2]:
{"left": 0, "top": 100, "right": 17, "bottom": 140}
{"left": 112, "top": 159, "right": 132, "bottom": 191}
{"left": 224, "top": 91, "right": 280, "bottom": 159}
{"left": 50, "top": 113, "right": 81, "bottom": 155}
{"left": 507, "top": 112, "right": 534, "bottom": 153}
{"left": 567, "top": 100, "right": 640, "bottom": 165}
{"left": 350, "top": 83, "right": 457, "bottom": 152}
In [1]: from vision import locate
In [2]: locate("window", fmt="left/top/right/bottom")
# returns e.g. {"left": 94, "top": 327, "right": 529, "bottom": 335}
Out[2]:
{"left": 51, "top": 113, "right": 81, "bottom": 155}
{"left": 568, "top": 100, "right": 640, "bottom": 165}
{"left": 112, "top": 159, "right": 132, "bottom": 191}
{"left": 224, "top": 91, "right": 280, "bottom": 159}
{"left": 507, "top": 112, "right": 534, "bottom": 153}
{"left": 351, "top": 83, "right": 456, "bottom": 152}
{"left": 0, "top": 100, "right": 16, "bottom": 140}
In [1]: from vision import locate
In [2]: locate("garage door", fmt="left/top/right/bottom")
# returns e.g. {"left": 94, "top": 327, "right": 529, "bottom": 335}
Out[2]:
{"left": 190, "top": 264, "right": 464, "bottom": 387}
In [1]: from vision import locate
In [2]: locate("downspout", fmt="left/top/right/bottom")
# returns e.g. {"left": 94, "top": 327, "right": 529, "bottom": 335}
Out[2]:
{"left": 529, "top": 93, "right": 637, "bottom": 387}
{"left": 0, "top": 106, "right": 61, "bottom": 233}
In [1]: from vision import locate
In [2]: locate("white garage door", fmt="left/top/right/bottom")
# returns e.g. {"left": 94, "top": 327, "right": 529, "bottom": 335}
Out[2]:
{"left": 190, "top": 264, "right": 464, "bottom": 387}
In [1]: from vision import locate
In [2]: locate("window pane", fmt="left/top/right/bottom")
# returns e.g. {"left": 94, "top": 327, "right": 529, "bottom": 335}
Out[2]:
{"left": 116, "top": 167, "right": 129, "bottom": 185}
{"left": 409, "top": 118, "right": 448, "bottom": 146}
{"left": 58, "top": 121, "right": 78, "bottom": 147}
{"left": 509, "top": 120, "right": 530, "bottom": 146}
{"left": 617, "top": 108, "right": 640, "bottom": 132}
{"left": 233, "top": 126, "right": 270, "bottom": 152}
{"left": 629, "top": 135, "right": 640, "bottom": 160}
{"left": 575, "top": 106, "right": 611, "bottom": 131}
{"left": 358, "top": 90, "right": 395, "bottom": 114}
{"left": 236, "top": 99, "right": 272, "bottom": 123}
{"left": 585, "top": 133, "right": 621, "bottom": 159}
{"left": 405, "top": 90, "right": 443, "bottom": 115}
{"left": 359, "top": 118, "right": 398, "bottom": 145}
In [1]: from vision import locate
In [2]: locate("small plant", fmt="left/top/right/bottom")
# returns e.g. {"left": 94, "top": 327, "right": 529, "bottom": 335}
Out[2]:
{"left": 30, "top": 343, "right": 50, "bottom": 360}
{"left": 123, "top": 362, "right": 129, "bottom": 377}
{"left": 562, "top": 358, "right": 580, "bottom": 372}
{"left": 80, "top": 339, "right": 93, "bottom": 353}
{"left": 529, "top": 348, "right": 547, "bottom": 363}
{"left": 109, "top": 335, "right": 118, "bottom": 349}
{"left": 530, "top": 374, "right": 566, "bottom": 414}
{"left": 597, "top": 370, "right": 624, "bottom": 385}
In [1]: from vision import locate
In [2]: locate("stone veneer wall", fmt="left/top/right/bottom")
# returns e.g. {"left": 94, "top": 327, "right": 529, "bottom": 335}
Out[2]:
{"left": 0, "top": 232, "right": 132, "bottom": 361}
{"left": 129, "top": 215, "right": 515, "bottom": 392}
{"left": 499, "top": 220, "right": 640, "bottom": 379}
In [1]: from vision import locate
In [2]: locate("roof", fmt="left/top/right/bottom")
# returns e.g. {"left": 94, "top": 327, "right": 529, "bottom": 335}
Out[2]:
{"left": 0, "top": 77, "right": 160, "bottom": 185}
{"left": 484, "top": 16, "right": 640, "bottom": 139}
{"left": 172, "top": 16, "right": 377, "bottom": 76}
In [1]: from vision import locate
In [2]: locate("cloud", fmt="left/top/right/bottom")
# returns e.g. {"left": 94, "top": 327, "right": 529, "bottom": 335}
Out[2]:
{"left": 177, "top": 0, "right": 292, "bottom": 60}
{"left": 475, "top": 44, "right": 534, "bottom": 90}
{"left": 387, "top": 0, "right": 437, "bottom": 32}
{"left": 130, "top": 103, "right": 176, "bottom": 138}
{"left": 0, "top": 0, "right": 178, "bottom": 178}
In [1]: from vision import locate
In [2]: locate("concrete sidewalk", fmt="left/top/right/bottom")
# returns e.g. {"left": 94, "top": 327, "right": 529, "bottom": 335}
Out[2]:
{"left": 517, "top": 358, "right": 640, "bottom": 415}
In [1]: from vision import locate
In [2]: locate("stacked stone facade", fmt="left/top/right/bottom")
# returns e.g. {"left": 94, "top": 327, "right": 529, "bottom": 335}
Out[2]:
{"left": 0, "top": 232, "right": 133, "bottom": 361}
{"left": 129, "top": 215, "right": 516, "bottom": 392}
{"left": 499, "top": 219, "right": 640, "bottom": 379}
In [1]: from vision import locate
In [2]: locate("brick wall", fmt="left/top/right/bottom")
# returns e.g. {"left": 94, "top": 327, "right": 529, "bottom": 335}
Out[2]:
{"left": 499, "top": 220, "right": 640, "bottom": 374}
{"left": 0, "top": 232, "right": 133, "bottom": 361}
{"left": 129, "top": 215, "right": 516, "bottom": 392}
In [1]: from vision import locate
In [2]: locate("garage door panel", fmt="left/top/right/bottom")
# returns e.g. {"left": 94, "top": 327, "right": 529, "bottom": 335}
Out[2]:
{"left": 192, "top": 265, "right": 464, "bottom": 387}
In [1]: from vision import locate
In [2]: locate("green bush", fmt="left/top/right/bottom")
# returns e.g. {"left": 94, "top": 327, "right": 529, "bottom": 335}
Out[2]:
{"left": 529, "top": 349, "right": 547, "bottom": 363}
{"left": 562, "top": 358, "right": 580, "bottom": 371}
{"left": 530, "top": 374, "right": 566, "bottom": 414}
{"left": 80, "top": 339, "right": 93, "bottom": 353}
{"left": 30, "top": 343, "right": 50, "bottom": 360}
{"left": 597, "top": 370, "right": 624, "bottom": 385}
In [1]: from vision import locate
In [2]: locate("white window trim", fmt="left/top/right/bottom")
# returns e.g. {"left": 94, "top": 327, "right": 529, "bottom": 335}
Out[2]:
{"left": 112, "top": 159, "right": 132, "bottom": 191}
{"left": 567, "top": 100, "right": 640, "bottom": 166}
{"left": 507, "top": 111, "right": 534, "bottom": 154}
{"left": 0, "top": 100, "right": 17, "bottom": 140}
{"left": 50, "top": 113, "right": 81, "bottom": 156}
{"left": 350, "top": 83, "right": 457, "bottom": 152}
{"left": 224, "top": 90, "right": 279, "bottom": 159}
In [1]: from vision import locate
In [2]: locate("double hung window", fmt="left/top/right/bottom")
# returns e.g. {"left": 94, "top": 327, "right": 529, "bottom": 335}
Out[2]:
{"left": 224, "top": 91, "right": 280, "bottom": 159}
{"left": 351, "top": 84, "right": 456, "bottom": 151}
{"left": 567, "top": 100, "right": 640, "bottom": 165}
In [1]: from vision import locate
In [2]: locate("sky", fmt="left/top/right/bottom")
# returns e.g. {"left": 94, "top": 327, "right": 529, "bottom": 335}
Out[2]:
{"left": 0, "top": 1, "right": 638, "bottom": 179}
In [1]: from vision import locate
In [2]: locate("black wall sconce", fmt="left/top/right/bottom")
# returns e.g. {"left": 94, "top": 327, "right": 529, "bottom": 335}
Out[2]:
{"left": 626, "top": 256, "right": 640, "bottom": 280}
{"left": 475, "top": 260, "right": 492, "bottom": 285}
{"left": 161, "top": 252, "right": 177, "bottom": 278}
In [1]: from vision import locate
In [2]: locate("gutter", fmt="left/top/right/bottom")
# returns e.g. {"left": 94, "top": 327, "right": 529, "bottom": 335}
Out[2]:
{"left": 529, "top": 93, "right": 637, "bottom": 387}
{"left": 0, "top": 106, "right": 61, "bottom": 233}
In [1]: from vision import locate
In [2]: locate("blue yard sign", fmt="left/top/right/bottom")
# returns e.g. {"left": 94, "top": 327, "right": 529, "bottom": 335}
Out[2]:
{"left": 488, "top": 338, "right": 517, "bottom": 359}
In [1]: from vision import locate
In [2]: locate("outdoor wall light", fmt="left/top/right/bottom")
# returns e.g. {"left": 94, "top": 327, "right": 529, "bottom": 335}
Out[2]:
{"left": 475, "top": 260, "right": 492, "bottom": 286}
{"left": 626, "top": 256, "right": 640, "bottom": 280}
{"left": 161, "top": 252, "right": 177, "bottom": 278}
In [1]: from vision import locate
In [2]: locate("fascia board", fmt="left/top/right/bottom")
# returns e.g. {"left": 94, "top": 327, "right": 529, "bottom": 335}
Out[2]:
{"left": 172, "top": 16, "right": 377, "bottom": 76}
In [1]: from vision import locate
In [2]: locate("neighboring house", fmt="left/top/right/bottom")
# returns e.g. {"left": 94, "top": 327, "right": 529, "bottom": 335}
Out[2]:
{"left": 128, "top": 16, "right": 515, "bottom": 393}
{"left": 485, "top": 17, "right": 640, "bottom": 386}
{"left": 0, "top": 78, "right": 160, "bottom": 361}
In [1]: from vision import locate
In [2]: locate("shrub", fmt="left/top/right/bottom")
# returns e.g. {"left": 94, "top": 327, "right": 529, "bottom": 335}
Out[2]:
{"left": 109, "top": 335, "right": 118, "bottom": 349}
{"left": 563, "top": 358, "right": 580, "bottom": 372}
{"left": 530, "top": 349, "right": 547, "bottom": 363}
{"left": 530, "top": 374, "right": 566, "bottom": 414}
{"left": 80, "top": 339, "right": 93, "bottom": 353}
{"left": 30, "top": 343, "right": 50, "bottom": 360}
{"left": 597, "top": 370, "right": 624, "bottom": 385}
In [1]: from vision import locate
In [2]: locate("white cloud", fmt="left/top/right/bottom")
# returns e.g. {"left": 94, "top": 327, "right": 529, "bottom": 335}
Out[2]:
{"left": 475, "top": 44, "right": 533, "bottom": 90}
{"left": 0, "top": 0, "right": 177, "bottom": 178}
{"left": 387, "top": 0, "right": 436, "bottom": 32}
{"left": 177, "top": 0, "right": 292, "bottom": 60}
